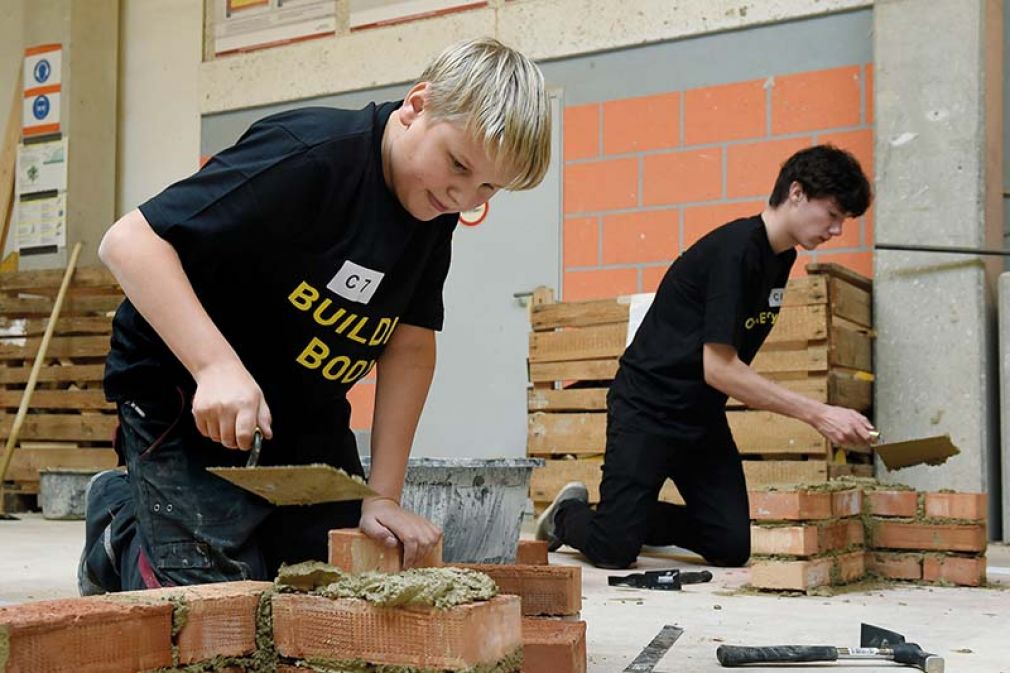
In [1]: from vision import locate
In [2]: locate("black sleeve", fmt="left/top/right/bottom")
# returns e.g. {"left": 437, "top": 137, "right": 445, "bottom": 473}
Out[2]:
{"left": 137, "top": 120, "right": 324, "bottom": 270}
{"left": 702, "top": 244, "right": 749, "bottom": 351}
{"left": 399, "top": 221, "right": 455, "bottom": 331}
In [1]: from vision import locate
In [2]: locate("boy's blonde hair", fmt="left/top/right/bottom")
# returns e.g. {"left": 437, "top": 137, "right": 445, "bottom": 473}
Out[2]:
{"left": 420, "top": 37, "right": 551, "bottom": 191}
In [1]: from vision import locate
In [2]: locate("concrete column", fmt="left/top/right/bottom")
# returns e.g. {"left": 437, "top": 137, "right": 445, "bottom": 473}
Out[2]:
{"left": 874, "top": 0, "right": 1003, "bottom": 537}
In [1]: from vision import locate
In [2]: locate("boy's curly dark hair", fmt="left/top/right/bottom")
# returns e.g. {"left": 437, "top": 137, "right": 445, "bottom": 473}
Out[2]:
{"left": 768, "top": 145, "right": 871, "bottom": 217}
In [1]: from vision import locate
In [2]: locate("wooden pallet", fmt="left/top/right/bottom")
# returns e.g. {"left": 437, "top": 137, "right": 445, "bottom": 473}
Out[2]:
{"left": 0, "top": 266, "right": 121, "bottom": 494}
{"left": 527, "top": 264, "right": 874, "bottom": 510}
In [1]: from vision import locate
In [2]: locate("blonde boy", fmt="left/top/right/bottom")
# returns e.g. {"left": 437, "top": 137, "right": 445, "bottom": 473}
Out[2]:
{"left": 79, "top": 38, "right": 550, "bottom": 593}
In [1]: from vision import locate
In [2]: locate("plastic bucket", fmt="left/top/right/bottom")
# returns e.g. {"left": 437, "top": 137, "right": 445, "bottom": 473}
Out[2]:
{"left": 38, "top": 468, "right": 100, "bottom": 520}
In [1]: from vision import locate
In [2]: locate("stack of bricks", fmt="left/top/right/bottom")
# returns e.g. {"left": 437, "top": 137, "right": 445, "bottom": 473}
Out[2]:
{"left": 749, "top": 487, "right": 866, "bottom": 591}
{"left": 748, "top": 486, "right": 989, "bottom": 592}
{"left": 865, "top": 489, "right": 988, "bottom": 587}
{"left": 328, "top": 529, "right": 587, "bottom": 673}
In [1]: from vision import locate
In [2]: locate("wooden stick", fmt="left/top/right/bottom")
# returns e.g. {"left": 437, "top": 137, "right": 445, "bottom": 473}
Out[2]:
{"left": 0, "top": 242, "right": 84, "bottom": 511}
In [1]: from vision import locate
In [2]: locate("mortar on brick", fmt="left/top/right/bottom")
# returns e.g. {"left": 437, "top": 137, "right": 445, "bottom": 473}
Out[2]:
{"left": 252, "top": 590, "right": 279, "bottom": 673}
{"left": 277, "top": 562, "right": 498, "bottom": 609}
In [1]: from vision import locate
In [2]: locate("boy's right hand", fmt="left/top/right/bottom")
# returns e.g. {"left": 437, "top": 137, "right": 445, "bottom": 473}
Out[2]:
{"left": 192, "top": 360, "right": 273, "bottom": 450}
{"left": 812, "top": 404, "right": 874, "bottom": 449}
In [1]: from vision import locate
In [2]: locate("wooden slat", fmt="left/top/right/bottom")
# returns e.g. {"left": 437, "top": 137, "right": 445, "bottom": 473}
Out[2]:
{"left": 828, "top": 277, "right": 871, "bottom": 328}
{"left": 751, "top": 345, "right": 828, "bottom": 374}
{"left": 0, "top": 390, "right": 112, "bottom": 411}
{"left": 829, "top": 324, "right": 872, "bottom": 371}
{"left": 728, "top": 371, "right": 872, "bottom": 412}
{"left": 528, "top": 388, "right": 608, "bottom": 412}
{"left": 0, "top": 266, "right": 119, "bottom": 292}
{"left": 2, "top": 447, "right": 118, "bottom": 483}
{"left": 727, "top": 410, "right": 829, "bottom": 456}
{"left": 764, "top": 305, "right": 828, "bottom": 343}
{"left": 828, "top": 463, "right": 874, "bottom": 479}
{"left": 742, "top": 459, "right": 829, "bottom": 485}
{"left": 530, "top": 298, "right": 628, "bottom": 331}
{"left": 0, "top": 414, "right": 118, "bottom": 442}
{"left": 0, "top": 295, "right": 122, "bottom": 317}
{"left": 0, "top": 316, "right": 113, "bottom": 337}
{"left": 530, "top": 458, "right": 682, "bottom": 505}
{"left": 0, "top": 364, "right": 106, "bottom": 385}
{"left": 805, "top": 262, "right": 872, "bottom": 293}
{"left": 529, "top": 359, "right": 619, "bottom": 383}
{"left": 528, "top": 324, "right": 625, "bottom": 363}
{"left": 0, "top": 335, "right": 110, "bottom": 361}
{"left": 781, "top": 276, "right": 828, "bottom": 307}
{"left": 527, "top": 412, "right": 605, "bottom": 455}
{"left": 728, "top": 377, "right": 831, "bottom": 408}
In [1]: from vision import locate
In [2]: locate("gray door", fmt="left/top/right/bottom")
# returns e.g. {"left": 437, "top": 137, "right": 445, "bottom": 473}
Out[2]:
{"left": 412, "top": 93, "right": 562, "bottom": 459}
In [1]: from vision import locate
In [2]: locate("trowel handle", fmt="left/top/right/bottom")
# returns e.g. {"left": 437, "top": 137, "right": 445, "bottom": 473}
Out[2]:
{"left": 717, "top": 645, "right": 839, "bottom": 666}
{"left": 246, "top": 429, "right": 263, "bottom": 467}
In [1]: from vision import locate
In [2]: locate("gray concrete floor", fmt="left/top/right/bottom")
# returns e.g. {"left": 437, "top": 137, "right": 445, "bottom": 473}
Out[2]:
{"left": 1, "top": 513, "right": 1008, "bottom": 672}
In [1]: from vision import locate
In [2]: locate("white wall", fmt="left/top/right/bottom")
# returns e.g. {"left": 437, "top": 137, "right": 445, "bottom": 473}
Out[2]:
{"left": 116, "top": 0, "right": 202, "bottom": 217}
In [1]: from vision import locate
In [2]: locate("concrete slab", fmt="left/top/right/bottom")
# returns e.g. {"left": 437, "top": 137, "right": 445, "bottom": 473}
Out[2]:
{"left": 1, "top": 516, "right": 1008, "bottom": 671}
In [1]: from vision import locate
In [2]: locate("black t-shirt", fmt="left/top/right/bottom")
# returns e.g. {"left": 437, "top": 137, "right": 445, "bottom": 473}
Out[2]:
{"left": 610, "top": 215, "right": 796, "bottom": 436}
{"left": 104, "top": 103, "right": 457, "bottom": 427}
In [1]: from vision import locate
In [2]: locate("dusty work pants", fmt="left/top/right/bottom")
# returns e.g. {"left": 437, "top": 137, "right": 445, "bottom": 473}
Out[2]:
{"left": 554, "top": 402, "right": 751, "bottom": 569}
{"left": 80, "top": 388, "right": 362, "bottom": 591}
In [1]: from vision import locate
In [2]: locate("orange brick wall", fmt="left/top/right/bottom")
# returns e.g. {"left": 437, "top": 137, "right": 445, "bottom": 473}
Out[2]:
{"left": 563, "top": 64, "right": 875, "bottom": 301}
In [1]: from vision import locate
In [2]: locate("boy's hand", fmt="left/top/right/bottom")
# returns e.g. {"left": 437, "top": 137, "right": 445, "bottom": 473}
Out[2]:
{"left": 812, "top": 404, "right": 874, "bottom": 449}
{"left": 359, "top": 497, "right": 442, "bottom": 568}
{"left": 192, "top": 360, "right": 273, "bottom": 450}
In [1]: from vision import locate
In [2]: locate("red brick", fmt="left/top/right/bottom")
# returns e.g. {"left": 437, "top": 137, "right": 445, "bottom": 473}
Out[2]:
{"left": 517, "top": 539, "right": 549, "bottom": 566}
{"left": 922, "top": 554, "right": 987, "bottom": 587}
{"left": 684, "top": 80, "right": 766, "bottom": 145}
{"left": 751, "top": 519, "right": 862, "bottom": 557}
{"left": 564, "top": 217, "right": 598, "bottom": 268}
{"left": 328, "top": 528, "right": 443, "bottom": 574}
{"left": 643, "top": 149, "right": 722, "bottom": 206}
{"left": 564, "top": 104, "right": 600, "bottom": 161}
{"left": 865, "top": 490, "right": 918, "bottom": 518}
{"left": 870, "top": 520, "right": 987, "bottom": 553}
{"left": 835, "top": 550, "right": 867, "bottom": 584}
{"left": 749, "top": 490, "right": 832, "bottom": 521}
{"left": 727, "top": 137, "right": 811, "bottom": 198}
{"left": 751, "top": 551, "right": 864, "bottom": 591}
{"left": 814, "top": 251, "right": 873, "bottom": 278}
{"left": 0, "top": 596, "right": 173, "bottom": 672}
{"left": 866, "top": 552, "right": 923, "bottom": 580}
{"left": 347, "top": 381, "right": 375, "bottom": 430}
{"left": 602, "top": 210, "right": 678, "bottom": 264}
{"left": 272, "top": 593, "right": 522, "bottom": 669}
{"left": 522, "top": 618, "right": 587, "bottom": 673}
{"left": 454, "top": 564, "right": 582, "bottom": 616}
{"left": 564, "top": 158, "right": 638, "bottom": 213}
{"left": 924, "top": 492, "right": 987, "bottom": 522}
{"left": 864, "top": 205, "right": 874, "bottom": 247}
{"left": 864, "top": 64, "right": 874, "bottom": 124}
{"left": 831, "top": 489, "right": 863, "bottom": 518}
{"left": 603, "top": 93, "right": 679, "bottom": 155}
{"left": 642, "top": 265, "right": 670, "bottom": 292}
{"left": 112, "top": 580, "right": 270, "bottom": 665}
{"left": 772, "top": 66, "right": 861, "bottom": 134}
{"left": 564, "top": 268, "right": 638, "bottom": 301}
{"left": 683, "top": 201, "right": 765, "bottom": 248}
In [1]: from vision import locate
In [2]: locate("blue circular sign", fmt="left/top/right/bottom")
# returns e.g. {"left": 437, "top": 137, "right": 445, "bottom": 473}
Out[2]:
{"left": 32, "top": 95, "right": 50, "bottom": 120}
{"left": 33, "top": 59, "right": 51, "bottom": 84}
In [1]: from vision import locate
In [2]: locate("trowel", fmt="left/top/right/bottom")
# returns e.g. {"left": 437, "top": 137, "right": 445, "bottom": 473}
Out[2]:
{"left": 869, "top": 431, "right": 960, "bottom": 471}
{"left": 207, "top": 431, "right": 377, "bottom": 506}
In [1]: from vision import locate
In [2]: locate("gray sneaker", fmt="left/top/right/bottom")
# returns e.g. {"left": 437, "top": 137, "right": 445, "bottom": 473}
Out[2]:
{"left": 77, "top": 468, "right": 126, "bottom": 596}
{"left": 534, "top": 481, "right": 589, "bottom": 552}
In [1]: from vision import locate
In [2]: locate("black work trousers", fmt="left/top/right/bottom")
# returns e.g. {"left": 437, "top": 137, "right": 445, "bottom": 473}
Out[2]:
{"left": 555, "top": 403, "right": 751, "bottom": 569}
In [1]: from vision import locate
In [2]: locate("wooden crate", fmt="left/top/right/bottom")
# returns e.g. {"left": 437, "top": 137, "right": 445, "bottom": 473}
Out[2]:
{"left": 0, "top": 266, "right": 122, "bottom": 494}
{"left": 527, "top": 264, "right": 874, "bottom": 510}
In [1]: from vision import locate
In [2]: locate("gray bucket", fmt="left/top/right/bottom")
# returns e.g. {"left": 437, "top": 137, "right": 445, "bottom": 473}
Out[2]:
{"left": 362, "top": 457, "right": 543, "bottom": 563}
{"left": 38, "top": 468, "right": 100, "bottom": 520}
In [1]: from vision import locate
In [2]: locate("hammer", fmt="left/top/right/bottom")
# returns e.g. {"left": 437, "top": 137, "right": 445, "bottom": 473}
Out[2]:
{"left": 716, "top": 623, "right": 943, "bottom": 672}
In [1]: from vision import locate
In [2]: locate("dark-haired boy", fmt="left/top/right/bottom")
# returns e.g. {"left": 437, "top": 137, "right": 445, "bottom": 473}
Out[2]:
{"left": 536, "top": 144, "right": 874, "bottom": 569}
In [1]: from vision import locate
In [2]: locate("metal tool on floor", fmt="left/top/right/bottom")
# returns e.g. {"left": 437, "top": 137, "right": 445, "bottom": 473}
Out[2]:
{"left": 624, "top": 625, "right": 683, "bottom": 672}
{"left": 207, "top": 429, "right": 377, "bottom": 506}
{"left": 608, "top": 568, "right": 713, "bottom": 591}
{"left": 716, "top": 623, "right": 944, "bottom": 672}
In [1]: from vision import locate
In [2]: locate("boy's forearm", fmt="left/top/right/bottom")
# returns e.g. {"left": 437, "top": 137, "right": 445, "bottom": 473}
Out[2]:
{"left": 367, "top": 325, "right": 436, "bottom": 500}
{"left": 703, "top": 345, "right": 822, "bottom": 424}
{"left": 100, "top": 209, "right": 241, "bottom": 381}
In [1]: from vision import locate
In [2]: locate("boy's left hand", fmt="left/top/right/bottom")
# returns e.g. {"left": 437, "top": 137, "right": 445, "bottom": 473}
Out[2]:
{"left": 359, "top": 497, "right": 442, "bottom": 568}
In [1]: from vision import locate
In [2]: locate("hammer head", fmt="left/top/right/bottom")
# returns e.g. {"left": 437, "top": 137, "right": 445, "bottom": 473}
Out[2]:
{"left": 861, "top": 624, "right": 944, "bottom": 673}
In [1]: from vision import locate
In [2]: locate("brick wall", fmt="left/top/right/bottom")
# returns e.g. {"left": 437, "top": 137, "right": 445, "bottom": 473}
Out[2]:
{"left": 562, "top": 64, "right": 875, "bottom": 301}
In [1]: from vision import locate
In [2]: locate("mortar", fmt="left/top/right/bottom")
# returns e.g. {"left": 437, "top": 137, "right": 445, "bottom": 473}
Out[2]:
{"left": 38, "top": 468, "right": 100, "bottom": 520}
{"left": 361, "top": 457, "right": 544, "bottom": 563}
